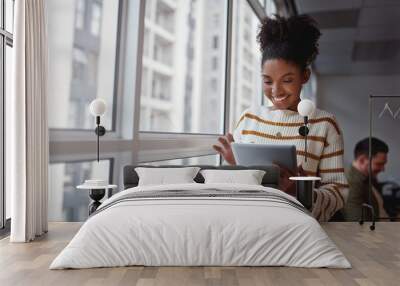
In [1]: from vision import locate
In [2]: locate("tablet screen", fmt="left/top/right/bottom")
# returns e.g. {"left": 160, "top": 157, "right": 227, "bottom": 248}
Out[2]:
{"left": 231, "top": 143, "right": 297, "bottom": 172}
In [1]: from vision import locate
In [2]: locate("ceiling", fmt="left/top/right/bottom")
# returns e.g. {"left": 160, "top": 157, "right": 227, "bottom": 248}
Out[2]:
{"left": 294, "top": 0, "right": 400, "bottom": 76}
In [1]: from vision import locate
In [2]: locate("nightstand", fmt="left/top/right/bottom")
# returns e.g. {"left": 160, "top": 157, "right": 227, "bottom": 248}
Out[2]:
{"left": 76, "top": 184, "right": 117, "bottom": 215}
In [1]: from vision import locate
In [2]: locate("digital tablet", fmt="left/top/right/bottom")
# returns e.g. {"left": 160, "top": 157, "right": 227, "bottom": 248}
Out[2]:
{"left": 231, "top": 143, "right": 298, "bottom": 172}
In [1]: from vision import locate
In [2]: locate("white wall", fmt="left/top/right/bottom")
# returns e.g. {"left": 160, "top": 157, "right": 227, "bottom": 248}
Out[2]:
{"left": 318, "top": 74, "right": 400, "bottom": 182}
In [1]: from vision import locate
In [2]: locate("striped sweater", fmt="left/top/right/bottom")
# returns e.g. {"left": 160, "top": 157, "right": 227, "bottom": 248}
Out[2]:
{"left": 233, "top": 105, "right": 349, "bottom": 221}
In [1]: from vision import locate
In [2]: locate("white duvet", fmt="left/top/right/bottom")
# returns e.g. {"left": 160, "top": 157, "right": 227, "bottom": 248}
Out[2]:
{"left": 50, "top": 183, "right": 351, "bottom": 269}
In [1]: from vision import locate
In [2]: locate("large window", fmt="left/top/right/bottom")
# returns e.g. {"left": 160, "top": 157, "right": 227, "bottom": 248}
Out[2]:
{"left": 229, "top": 0, "right": 263, "bottom": 131}
{"left": 140, "top": 0, "right": 228, "bottom": 134}
{"left": 46, "top": 0, "right": 278, "bottom": 222}
{"left": 47, "top": 0, "right": 119, "bottom": 131}
{"left": 1, "top": 0, "right": 14, "bottom": 229}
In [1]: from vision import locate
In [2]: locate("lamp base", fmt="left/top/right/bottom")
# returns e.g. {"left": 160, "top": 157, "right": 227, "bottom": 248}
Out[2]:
{"left": 296, "top": 180, "right": 314, "bottom": 210}
{"left": 359, "top": 203, "right": 376, "bottom": 231}
{"left": 88, "top": 188, "right": 106, "bottom": 215}
{"left": 95, "top": 126, "right": 106, "bottom": 136}
{"left": 298, "top": 126, "right": 309, "bottom": 136}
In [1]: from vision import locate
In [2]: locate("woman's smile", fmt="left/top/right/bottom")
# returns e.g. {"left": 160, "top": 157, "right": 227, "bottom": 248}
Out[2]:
{"left": 272, "top": 95, "right": 290, "bottom": 102}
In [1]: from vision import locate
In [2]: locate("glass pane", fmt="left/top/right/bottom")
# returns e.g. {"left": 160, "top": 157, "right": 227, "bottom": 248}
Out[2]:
{"left": 0, "top": 39, "right": 3, "bottom": 227}
{"left": 145, "top": 154, "right": 220, "bottom": 166}
{"left": 367, "top": 97, "right": 400, "bottom": 221}
{"left": 5, "top": 44, "right": 12, "bottom": 220}
{"left": 90, "top": 1, "right": 102, "bottom": 36}
{"left": 47, "top": 0, "right": 119, "bottom": 130}
{"left": 0, "top": 0, "right": 2, "bottom": 29}
{"left": 265, "top": 0, "right": 277, "bottom": 16}
{"left": 300, "top": 71, "right": 317, "bottom": 102}
{"left": 140, "top": 0, "right": 228, "bottom": 134}
{"left": 229, "top": 1, "right": 263, "bottom": 131}
{"left": 49, "top": 159, "right": 111, "bottom": 222}
{"left": 5, "top": 0, "right": 14, "bottom": 33}
{"left": 75, "top": 0, "right": 85, "bottom": 30}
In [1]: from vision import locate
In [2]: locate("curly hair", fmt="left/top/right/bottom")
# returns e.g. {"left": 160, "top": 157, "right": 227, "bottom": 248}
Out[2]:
{"left": 257, "top": 14, "right": 321, "bottom": 70}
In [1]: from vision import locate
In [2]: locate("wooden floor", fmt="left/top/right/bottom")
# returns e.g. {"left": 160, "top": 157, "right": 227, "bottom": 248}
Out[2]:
{"left": 0, "top": 222, "right": 399, "bottom": 286}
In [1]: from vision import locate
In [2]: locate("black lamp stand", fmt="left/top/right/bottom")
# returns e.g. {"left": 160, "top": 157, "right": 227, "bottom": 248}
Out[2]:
{"left": 359, "top": 95, "right": 378, "bottom": 231}
{"left": 88, "top": 189, "right": 106, "bottom": 215}
{"left": 94, "top": 115, "right": 106, "bottom": 162}
{"left": 298, "top": 116, "right": 309, "bottom": 162}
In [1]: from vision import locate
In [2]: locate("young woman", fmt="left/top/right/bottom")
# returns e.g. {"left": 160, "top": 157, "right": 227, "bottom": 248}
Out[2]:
{"left": 213, "top": 15, "right": 348, "bottom": 221}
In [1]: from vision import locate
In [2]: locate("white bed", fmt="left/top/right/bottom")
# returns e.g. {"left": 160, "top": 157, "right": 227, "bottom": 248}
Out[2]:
{"left": 50, "top": 183, "right": 351, "bottom": 269}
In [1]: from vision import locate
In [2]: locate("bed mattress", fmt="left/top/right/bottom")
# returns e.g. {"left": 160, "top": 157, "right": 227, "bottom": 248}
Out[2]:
{"left": 50, "top": 183, "right": 350, "bottom": 269}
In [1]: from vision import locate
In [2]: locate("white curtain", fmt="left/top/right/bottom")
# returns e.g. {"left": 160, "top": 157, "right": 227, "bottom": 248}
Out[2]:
{"left": 8, "top": 0, "right": 49, "bottom": 242}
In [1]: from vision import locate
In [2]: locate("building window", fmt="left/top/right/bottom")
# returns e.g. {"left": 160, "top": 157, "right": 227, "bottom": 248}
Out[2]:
{"left": 145, "top": 0, "right": 153, "bottom": 19}
{"left": 72, "top": 47, "right": 88, "bottom": 81}
{"left": 244, "top": 12, "right": 251, "bottom": 25}
{"left": 143, "top": 28, "right": 150, "bottom": 58}
{"left": 75, "top": 0, "right": 85, "bottom": 30}
{"left": 153, "top": 34, "right": 173, "bottom": 66}
{"left": 212, "top": 35, "right": 219, "bottom": 49}
{"left": 243, "top": 28, "right": 251, "bottom": 42}
{"left": 210, "top": 78, "right": 218, "bottom": 91}
{"left": 242, "top": 86, "right": 252, "bottom": 100}
{"left": 213, "top": 14, "right": 219, "bottom": 26}
{"left": 242, "top": 66, "right": 252, "bottom": 82}
{"left": 156, "top": 0, "right": 175, "bottom": 33}
{"left": 212, "top": 57, "right": 218, "bottom": 70}
{"left": 151, "top": 72, "right": 171, "bottom": 100}
{"left": 90, "top": 1, "right": 102, "bottom": 36}
{"left": 141, "top": 68, "right": 148, "bottom": 97}
{"left": 243, "top": 48, "right": 252, "bottom": 64}
{"left": 150, "top": 109, "right": 172, "bottom": 130}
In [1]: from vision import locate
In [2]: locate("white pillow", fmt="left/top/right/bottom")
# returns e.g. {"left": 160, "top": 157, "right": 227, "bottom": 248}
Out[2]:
{"left": 135, "top": 167, "right": 201, "bottom": 186}
{"left": 200, "top": 169, "right": 266, "bottom": 185}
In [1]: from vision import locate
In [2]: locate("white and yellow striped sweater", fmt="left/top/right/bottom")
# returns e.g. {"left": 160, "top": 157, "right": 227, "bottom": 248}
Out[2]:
{"left": 233, "top": 105, "right": 349, "bottom": 221}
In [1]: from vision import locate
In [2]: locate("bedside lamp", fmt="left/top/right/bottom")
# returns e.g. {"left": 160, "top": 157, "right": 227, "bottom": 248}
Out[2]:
{"left": 76, "top": 99, "right": 116, "bottom": 216}
{"left": 89, "top": 98, "right": 107, "bottom": 162}
{"left": 297, "top": 99, "right": 315, "bottom": 162}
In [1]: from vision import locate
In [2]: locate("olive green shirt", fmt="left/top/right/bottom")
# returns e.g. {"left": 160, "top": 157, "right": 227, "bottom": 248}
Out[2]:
{"left": 342, "top": 165, "right": 379, "bottom": 221}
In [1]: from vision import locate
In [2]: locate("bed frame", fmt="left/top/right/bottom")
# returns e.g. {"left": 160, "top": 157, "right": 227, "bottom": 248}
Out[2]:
{"left": 123, "top": 165, "right": 280, "bottom": 190}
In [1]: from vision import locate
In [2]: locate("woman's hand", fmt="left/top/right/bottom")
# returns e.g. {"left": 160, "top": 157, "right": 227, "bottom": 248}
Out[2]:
{"left": 213, "top": 133, "right": 236, "bottom": 165}
{"left": 275, "top": 164, "right": 306, "bottom": 196}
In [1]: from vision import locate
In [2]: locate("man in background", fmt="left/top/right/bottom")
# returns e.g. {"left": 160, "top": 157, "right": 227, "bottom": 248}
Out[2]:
{"left": 342, "top": 137, "right": 389, "bottom": 221}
